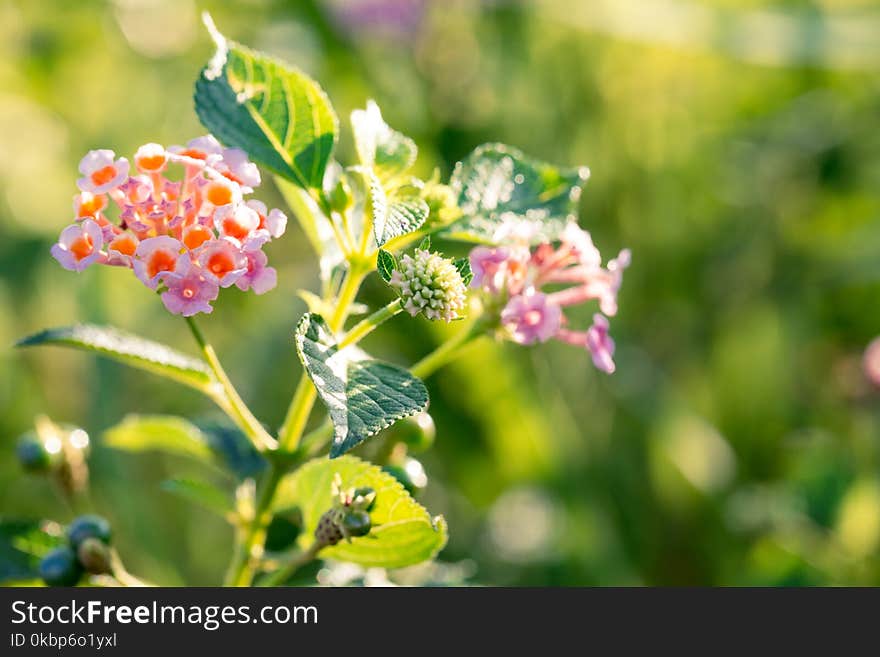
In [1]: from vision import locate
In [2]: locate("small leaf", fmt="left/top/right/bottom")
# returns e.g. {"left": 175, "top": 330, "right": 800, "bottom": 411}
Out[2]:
{"left": 17, "top": 325, "right": 215, "bottom": 393}
{"left": 377, "top": 249, "right": 397, "bottom": 283}
{"left": 103, "top": 415, "right": 215, "bottom": 463}
{"left": 374, "top": 194, "right": 429, "bottom": 248}
{"left": 195, "top": 14, "right": 338, "bottom": 190}
{"left": 297, "top": 289, "right": 329, "bottom": 315}
{"left": 196, "top": 420, "right": 267, "bottom": 480}
{"left": 295, "top": 314, "right": 429, "bottom": 458}
{"left": 454, "top": 257, "right": 473, "bottom": 287}
{"left": 160, "top": 478, "right": 233, "bottom": 517}
{"left": 275, "top": 456, "right": 447, "bottom": 569}
{"left": 351, "top": 100, "right": 417, "bottom": 182}
{"left": 442, "top": 143, "right": 590, "bottom": 244}
{"left": 418, "top": 235, "right": 432, "bottom": 251}
{"left": 0, "top": 519, "right": 65, "bottom": 584}
{"left": 103, "top": 415, "right": 266, "bottom": 479}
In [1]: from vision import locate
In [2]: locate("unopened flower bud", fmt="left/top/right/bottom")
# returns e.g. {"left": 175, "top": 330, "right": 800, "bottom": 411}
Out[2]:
{"left": 421, "top": 182, "right": 458, "bottom": 224}
{"left": 389, "top": 249, "right": 467, "bottom": 322}
{"left": 330, "top": 177, "right": 353, "bottom": 213}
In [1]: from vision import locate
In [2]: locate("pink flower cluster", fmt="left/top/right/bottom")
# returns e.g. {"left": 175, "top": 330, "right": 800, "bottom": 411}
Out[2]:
{"left": 469, "top": 223, "right": 630, "bottom": 374}
{"left": 51, "top": 136, "right": 287, "bottom": 316}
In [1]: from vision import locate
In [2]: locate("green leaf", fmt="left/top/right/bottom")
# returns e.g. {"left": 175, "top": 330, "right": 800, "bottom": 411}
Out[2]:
{"left": 418, "top": 235, "right": 432, "bottom": 251}
{"left": 16, "top": 325, "right": 215, "bottom": 393}
{"left": 442, "top": 143, "right": 590, "bottom": 244}
{"left": 295, "top": 313, "right": 429, "bottom": 458}
{"left": 103, "top": 415, "right": 267, "bottom": 479}
{"left": 351, "top": 100, "right": 417, "bottom": 182}
{"left": 0, "top": 519, "right": 65, "bottom": 584}
{"left": 160, "top": 478, "right": 233, "bottom": 517}
{"left": 377, "top": 249, "right": 397, "bottom": 283}
{"left": 103, "top": 415, "right": 215, "bottom": 463}
{"left": 275, "top": 456, "right": 447, "bottom": 569}
{"left": 454, "top": 257, "right": 473, "bottom": 287}
{"left": 374, "top": 193, "right": 429, "bottom": 248}
{"left": 195, "top": 420, "right": 267, "bottom": 479}
{"left": 195, "top": 14, "right": 338, "bottom": 190}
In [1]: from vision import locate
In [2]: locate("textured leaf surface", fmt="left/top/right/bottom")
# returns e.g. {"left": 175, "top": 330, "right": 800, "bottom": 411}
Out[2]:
{"left": 295, "top": 314, "right": 429, "bottom": 458}
{"left": 454, "top": 257, "right": 473, "bottom": 286}
{"left": 0, "top": 519, "right": 65, "bottom": 584}
{"left": 195, "top": 17, "right": 337, "bottom": 190}
{"left": 377, "top": 249, "right": 397, "bottom": 282}
{"left": 351, "top": 100, "right": 417, "bottom": 182}
{"left": 374, "top": 192, "right": 429, "bottom": 247}
{"left": 17, "top": 325, "right": 215, "bottom": 392}
{"left": 161, "top": 478, "right": 232, "bottom": 516}
{"left": 275, "top": 456, "right": 447, "bottom": 568}
{"left": 443, "top": 143, "right": 590, "bottom": 244}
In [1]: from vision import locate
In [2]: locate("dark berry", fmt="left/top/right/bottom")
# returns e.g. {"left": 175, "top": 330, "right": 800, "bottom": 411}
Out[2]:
{"left": 16, "top": 435, "right": 56, "bottom": 473}
{"left": 67, "top": 515, "right": 112, "bottom": 549}
{"left": 341, "top": 510, "right": 371, "bottom": 538}
{"left": 39, "top": 547, "right": 83, "bottom": 586}
{"left": 76, "top": 538, "right": 112, "bottom": 575}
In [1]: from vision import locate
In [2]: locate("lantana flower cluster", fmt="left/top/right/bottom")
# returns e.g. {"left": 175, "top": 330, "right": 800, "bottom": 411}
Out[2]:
{"left": 389, "top": 249, "right": 468, "bottom": 322}
{"left": 51, "top": 136, "right": 287, "bottom": 316}
{"left": 469, "top": 223, "right": 630, "bottom": 374}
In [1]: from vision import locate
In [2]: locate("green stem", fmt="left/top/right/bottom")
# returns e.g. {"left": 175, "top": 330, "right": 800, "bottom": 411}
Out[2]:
{"left": 258, "top": 542, "right": 324, "bottom": 587}
{"left": 337, "top": 299, "right": 403, "bottom": 349}
{"left": 410, "top": 318, "right": 487, "bottom": 379}
{"left": 226, "top": 263, "right": 370, "bottom": 587}
{"left": 185, "top": 317, "right": 276, "bottom": 452}
{"left": 329, "top": 263, "right": 368, "bottom": 332}
{"left": 224, "top": 465, "right": 284, "bottom": 586}
{"left": 298, "top": 419, "right": 333, "bottom": 456}
{"left": 110, "top": 550, "right": 153, "bottom": 587}
{"left": 334, "top": 209, "right": 357, "bottom": 254}
{"left": 276, "top": 377, "right": 318, "bottom": 453}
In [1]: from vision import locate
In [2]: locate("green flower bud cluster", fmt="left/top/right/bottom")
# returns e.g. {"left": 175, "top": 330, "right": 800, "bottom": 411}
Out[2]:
{"left": 389, "top": 249, "right": 467, "bottom": 322}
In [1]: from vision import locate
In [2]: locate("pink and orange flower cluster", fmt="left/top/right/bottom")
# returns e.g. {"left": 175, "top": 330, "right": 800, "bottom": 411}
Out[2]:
{"left": 469, "top": 223, "right": 630, "bottom": 374}
{"left": 52, "top": 136, "right": 286, "bottom": 316}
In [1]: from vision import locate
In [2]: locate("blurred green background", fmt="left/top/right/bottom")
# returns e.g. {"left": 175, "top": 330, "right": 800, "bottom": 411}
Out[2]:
{"left": 3, "top": 0, "right": 880, "bottom": 585}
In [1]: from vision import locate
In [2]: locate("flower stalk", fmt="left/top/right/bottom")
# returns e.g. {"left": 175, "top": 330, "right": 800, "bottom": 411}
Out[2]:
{"left": 226, "top": 260, "right": 371, "bottom": 587}
{"left": 337, "top": 298, "right": 403, "bottom": 349}
{"left": 185, "top": 316, "right": 276, "bottom": 452}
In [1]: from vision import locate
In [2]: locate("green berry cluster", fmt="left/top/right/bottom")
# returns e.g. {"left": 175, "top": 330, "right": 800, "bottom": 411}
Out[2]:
{"left": 313, "top": 476, "right": 377, "bottom": 548}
